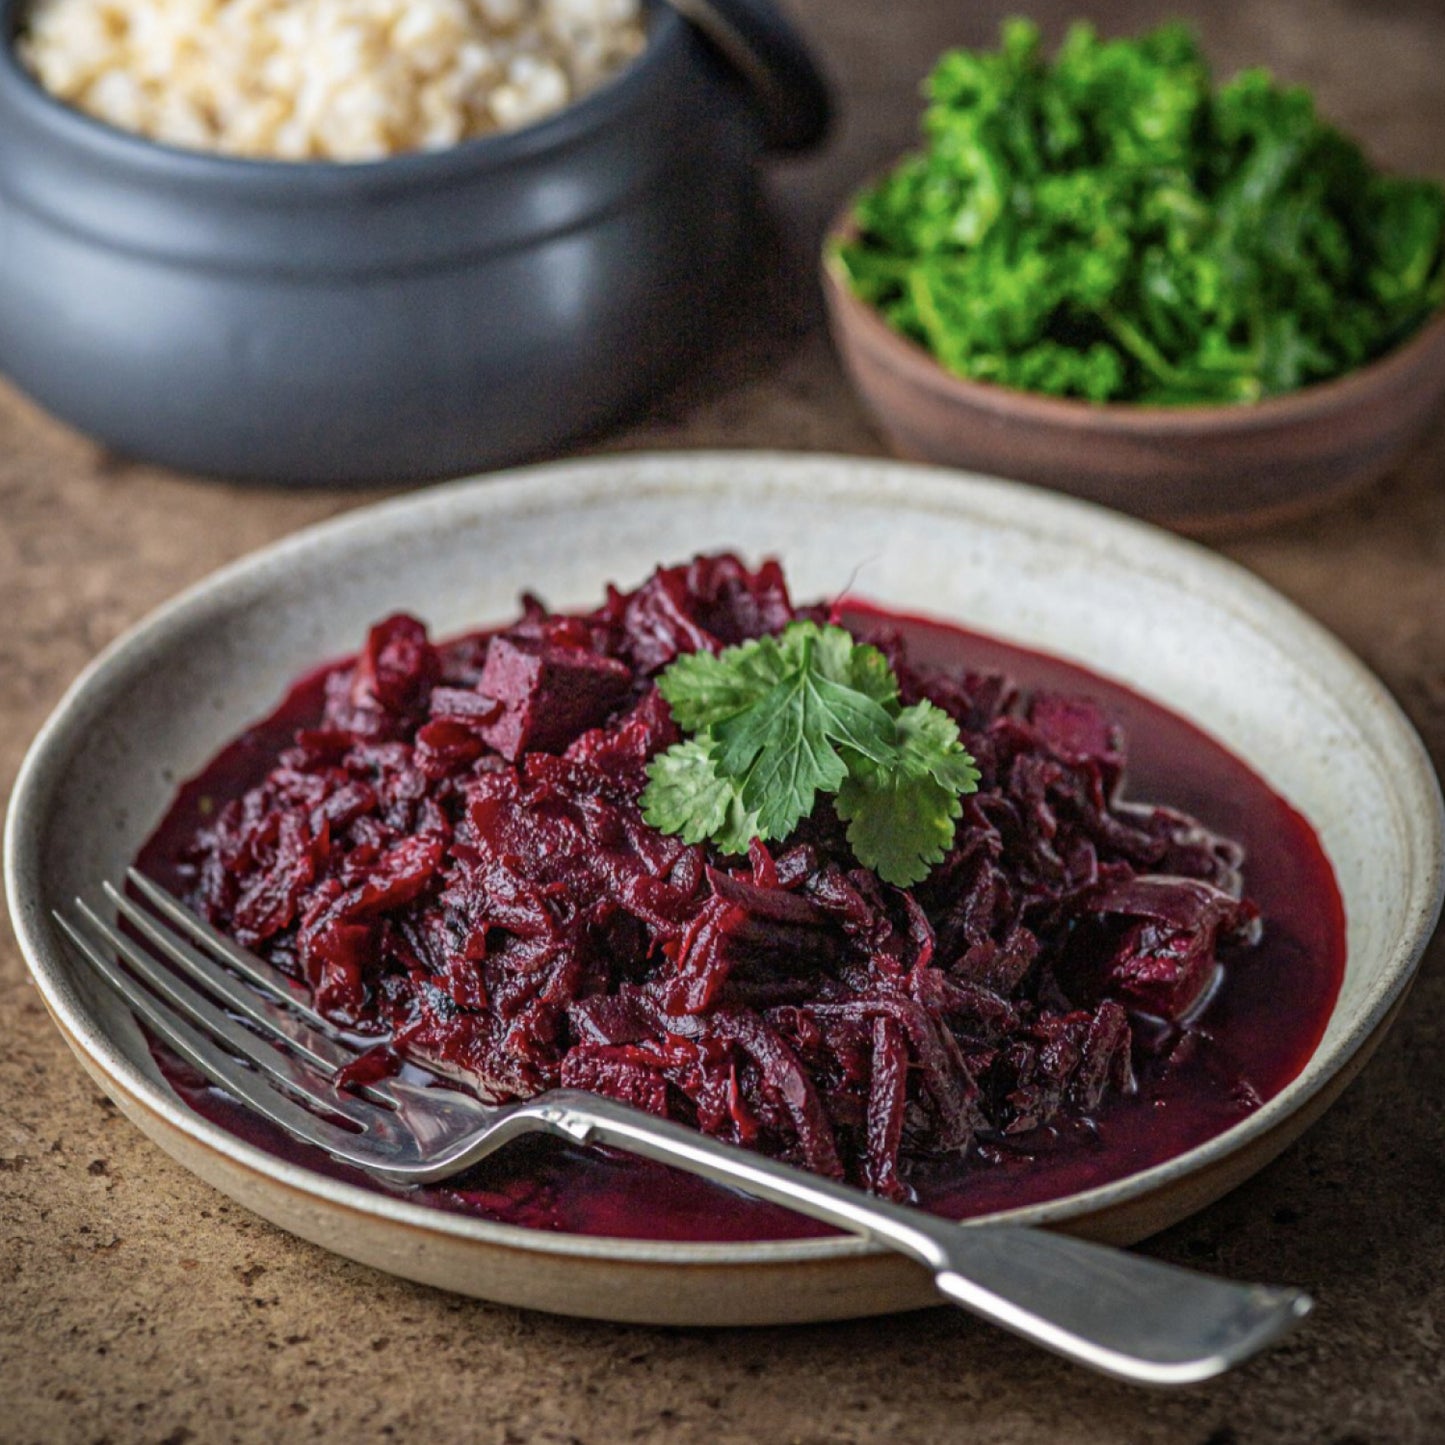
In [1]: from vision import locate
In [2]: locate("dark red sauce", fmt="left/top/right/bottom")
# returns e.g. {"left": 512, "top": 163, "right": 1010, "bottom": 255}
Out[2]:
{"left": 137, "top": 595, "right": 1345, "bottom": 1242}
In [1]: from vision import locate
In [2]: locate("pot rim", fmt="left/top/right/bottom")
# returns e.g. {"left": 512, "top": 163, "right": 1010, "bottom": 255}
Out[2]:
{"left": 0, "top": 0, "right": 686, "bottom": 194}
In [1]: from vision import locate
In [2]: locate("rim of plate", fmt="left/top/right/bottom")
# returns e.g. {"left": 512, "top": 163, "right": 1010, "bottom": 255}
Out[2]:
{"left": 6, "top": 450, "right": 1443, "bottom": 1267}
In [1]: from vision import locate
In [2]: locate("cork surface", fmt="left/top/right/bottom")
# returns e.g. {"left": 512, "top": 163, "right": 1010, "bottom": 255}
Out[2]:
{"left": 3, "top": 1, "right": 1444, "bottom": 1440}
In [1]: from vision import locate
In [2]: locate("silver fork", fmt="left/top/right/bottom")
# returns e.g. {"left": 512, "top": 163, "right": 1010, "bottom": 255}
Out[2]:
{"left": 56, "top": 870, "right": 1311, "bottom": 1386}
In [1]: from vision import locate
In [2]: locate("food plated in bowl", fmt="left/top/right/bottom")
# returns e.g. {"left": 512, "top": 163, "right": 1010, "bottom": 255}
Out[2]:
{"left": 0, "top": 0, "right": 829, "bottom": 483}
{"left": 823, "top": 22, "right": 1445, "bottom": 530}
{"left": 6, "top": 454, "right": 1443, "bottom": 1323}
{"left": 135, "top": 553, "right": 1342, "bottom": 1230}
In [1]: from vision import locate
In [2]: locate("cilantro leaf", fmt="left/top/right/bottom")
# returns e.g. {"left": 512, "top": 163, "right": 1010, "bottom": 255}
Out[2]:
{"left": 658, "top": 624, "right": 896, "bottom": 731}
{"left": 714, "top": 631, "right": 896, "bottom": 839}
{"left": 641, "top": 624, "right": 980, "bottom": 886}
{"left": 894, "top": 699, "right": 983, "bottom": 794}
{"left": 835, "top": 702, "right": 982, "bottom": 886}
{"left": 835, "top": 770, "right": 961, "bottom": 887}
{"left": 780, "top": 623, "right": 899, "bottom": 707}
{"left": 655, "top": 637, "right": 790, "bottom": 731}
{"left": 641, "top": 738, "right": 759, "bottom": 852}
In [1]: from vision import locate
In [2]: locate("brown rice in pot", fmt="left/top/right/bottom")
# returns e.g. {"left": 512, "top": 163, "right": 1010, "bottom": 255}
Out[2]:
{"left": 17, "top": 0, "right": 647, "bottom": 161}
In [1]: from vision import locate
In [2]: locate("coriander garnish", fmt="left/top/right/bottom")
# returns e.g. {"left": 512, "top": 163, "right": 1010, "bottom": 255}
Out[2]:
{"left": 642, "top": 622, "right": 980, "bottom": 887}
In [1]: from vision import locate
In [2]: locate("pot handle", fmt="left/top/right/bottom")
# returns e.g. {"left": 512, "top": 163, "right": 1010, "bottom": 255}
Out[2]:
{"left": 665, "top": 0, "right": 832, "bottom": 152}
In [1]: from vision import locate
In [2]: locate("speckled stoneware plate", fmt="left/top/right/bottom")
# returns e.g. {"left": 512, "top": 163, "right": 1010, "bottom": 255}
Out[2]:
{"left": 6, "top": 453, "right": 1443, "bottom": 1325}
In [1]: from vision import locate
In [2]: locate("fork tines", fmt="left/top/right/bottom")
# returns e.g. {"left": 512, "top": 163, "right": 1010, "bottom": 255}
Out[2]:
{"left": 55, "top": 872, "right": 391, "bottom": 1152}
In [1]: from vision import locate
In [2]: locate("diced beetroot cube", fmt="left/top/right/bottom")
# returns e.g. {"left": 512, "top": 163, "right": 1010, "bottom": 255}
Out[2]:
{"left": 477, "top": 636, "right": 632, "bottom": 760}
{"left": 1105, "top": 919, "right": 1218, "bottom": 1022}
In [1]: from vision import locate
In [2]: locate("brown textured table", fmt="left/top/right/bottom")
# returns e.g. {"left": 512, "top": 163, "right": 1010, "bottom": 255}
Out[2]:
{"left": 3, "top": 3, "right": 1443, "bottom": 1441}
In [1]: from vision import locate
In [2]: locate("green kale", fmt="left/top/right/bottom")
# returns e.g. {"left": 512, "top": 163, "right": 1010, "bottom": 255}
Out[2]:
{"left": 834, "top": 19, "right": 1445, "bottom": 404}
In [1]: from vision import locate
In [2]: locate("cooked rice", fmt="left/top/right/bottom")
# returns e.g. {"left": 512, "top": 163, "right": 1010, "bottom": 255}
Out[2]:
{"left": 18, "top": 0, "right": 646, "bottom": 161}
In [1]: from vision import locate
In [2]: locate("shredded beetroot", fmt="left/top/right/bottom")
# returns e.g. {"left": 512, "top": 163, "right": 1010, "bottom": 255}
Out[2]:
{"left": 175, "top": 555, "right": 1260, "bottom": 1201}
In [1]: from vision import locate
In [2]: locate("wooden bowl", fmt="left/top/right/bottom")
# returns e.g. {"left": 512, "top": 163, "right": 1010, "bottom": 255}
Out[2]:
{"left": 822, "top": 212, "right": 1445, "bottom": 534}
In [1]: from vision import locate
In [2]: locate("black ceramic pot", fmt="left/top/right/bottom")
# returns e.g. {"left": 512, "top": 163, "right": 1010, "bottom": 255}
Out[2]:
{"left": 0, "top": 0, "right": 829, "bottom": 484}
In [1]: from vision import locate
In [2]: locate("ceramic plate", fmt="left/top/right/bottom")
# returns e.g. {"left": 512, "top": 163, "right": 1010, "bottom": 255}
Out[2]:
{"left": 6, "top": 453, "right": 1442, "bottom": 1325}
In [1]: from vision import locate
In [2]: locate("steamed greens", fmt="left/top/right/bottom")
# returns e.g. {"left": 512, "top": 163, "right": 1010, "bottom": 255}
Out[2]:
{"left": 835, "top": 20, "right": 1445, "bottom": 404}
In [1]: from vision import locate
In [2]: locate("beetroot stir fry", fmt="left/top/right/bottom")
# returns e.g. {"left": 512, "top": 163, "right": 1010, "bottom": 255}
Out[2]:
{"left": 174, "top": 556, "right": 1261, "bottom": 1200}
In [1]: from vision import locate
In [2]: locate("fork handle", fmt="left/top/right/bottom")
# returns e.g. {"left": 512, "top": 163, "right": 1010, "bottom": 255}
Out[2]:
{"left": 427, "top": 1091, "right": 1309, "bottom": 1385}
